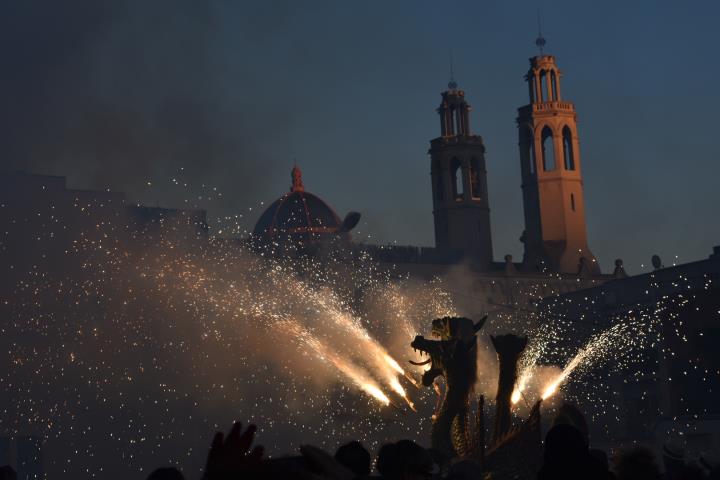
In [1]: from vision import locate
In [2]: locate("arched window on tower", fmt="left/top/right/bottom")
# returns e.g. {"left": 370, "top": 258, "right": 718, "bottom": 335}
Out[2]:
{"left": 539, "top": 71, "right": 547, "bottom": 102}
{"left": 551, "top": 70, "right": 558, "bottom": 101}
{"left": 470, "top": 157, "right": 482, "bottom": 199}
{"left": 562, "top": 126, "right": 575, "bottom": 170}
{"left": 451, "top": 157, "right": 463, "bottom": 200}
{"left": 541, "top": 126, "right": 556, "bottom": 171}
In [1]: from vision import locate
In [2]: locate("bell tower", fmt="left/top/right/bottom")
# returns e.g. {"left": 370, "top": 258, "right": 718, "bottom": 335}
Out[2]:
{"left": 516, "top": 51, "right": 600, "bottom": 274}
{"left": 430, "top": 78, "right": 493, "bottom": 268}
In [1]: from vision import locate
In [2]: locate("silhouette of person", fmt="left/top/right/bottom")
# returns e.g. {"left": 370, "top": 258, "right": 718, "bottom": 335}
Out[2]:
{"left": 0, "top": 466, "right": 17, "bottom": 480}
{"left": 334, "top": 441, "right": 371, "bottom": 476}
{"left": 612, "top": 446, "right": 662, "bottom": 480}
{"left": 538, "top": 423, "right": 606, "bottom": 480}
{"left": 377, "top": 440, "right": 433, "bottom": 480}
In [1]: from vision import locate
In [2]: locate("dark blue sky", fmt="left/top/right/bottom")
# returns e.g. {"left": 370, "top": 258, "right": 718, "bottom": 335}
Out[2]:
{"left": 2, "top": 0, "right": 718, "bottom": 273}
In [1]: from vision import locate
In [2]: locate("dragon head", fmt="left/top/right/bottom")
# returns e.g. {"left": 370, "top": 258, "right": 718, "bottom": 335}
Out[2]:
{"left": 410, "top": 316, "right": 487, "bottom": 386}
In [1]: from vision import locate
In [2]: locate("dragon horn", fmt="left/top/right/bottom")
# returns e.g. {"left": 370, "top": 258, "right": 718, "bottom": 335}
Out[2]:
{"left": 473, "top": 315, "right": 488, "bottom": 333}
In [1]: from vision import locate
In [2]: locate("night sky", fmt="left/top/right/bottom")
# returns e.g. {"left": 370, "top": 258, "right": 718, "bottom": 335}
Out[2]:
{"left": 1, "top": 0, "right": 718, "bottom": 274}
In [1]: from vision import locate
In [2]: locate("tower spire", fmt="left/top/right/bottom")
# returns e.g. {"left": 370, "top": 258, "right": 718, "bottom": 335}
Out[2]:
{"left": 290, "top": 164, "right": 304, "bottom": 192}
{"left": 535, "top": 9, "right": 546, "bottom": 55}
{"left": 448, "top": 49, "right": 457, "bottom": 90}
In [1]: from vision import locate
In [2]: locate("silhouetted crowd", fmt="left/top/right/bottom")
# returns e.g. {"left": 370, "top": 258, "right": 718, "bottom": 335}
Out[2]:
{"left": 1, "top": 404, "right": 718, "bottom": 480}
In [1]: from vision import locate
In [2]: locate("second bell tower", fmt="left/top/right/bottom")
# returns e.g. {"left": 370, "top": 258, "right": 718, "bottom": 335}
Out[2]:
{"left": 430, "top": 79, "right": 493, "bottom": 268}
{"left": 516, "top": 54, "right": 600, "bottom": 274}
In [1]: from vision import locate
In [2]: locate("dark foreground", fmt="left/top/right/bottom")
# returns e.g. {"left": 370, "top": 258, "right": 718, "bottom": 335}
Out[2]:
{"left": 3, "top": 405, "right": 717, "bottom": 480}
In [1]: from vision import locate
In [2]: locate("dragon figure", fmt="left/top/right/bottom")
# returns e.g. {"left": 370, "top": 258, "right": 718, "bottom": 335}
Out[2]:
{"left": 411, "top": 318, "right": 543, "bottom": 478}
{"left": 410, "top": 315, "right": 487, "bottom": 458}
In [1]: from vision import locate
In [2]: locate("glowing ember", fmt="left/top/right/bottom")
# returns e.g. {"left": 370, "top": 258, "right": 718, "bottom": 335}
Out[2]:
{"left": 510, "top": 387, "right": 522, "bottom": 404}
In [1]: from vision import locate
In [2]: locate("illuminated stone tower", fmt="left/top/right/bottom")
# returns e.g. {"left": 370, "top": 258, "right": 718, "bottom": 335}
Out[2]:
{"left": 516, "top": 52, "right": 600, "bottom": 274}
{"left": 430, "top": 78, "right": 493, "bottom": 268}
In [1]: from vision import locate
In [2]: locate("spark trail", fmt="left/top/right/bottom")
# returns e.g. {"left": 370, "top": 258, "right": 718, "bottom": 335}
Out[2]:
{"left": 514, "top": 313, "right": 661, "bottom": 403}
{"left": 282, "top": 319, "right": 391, "bottom": 405}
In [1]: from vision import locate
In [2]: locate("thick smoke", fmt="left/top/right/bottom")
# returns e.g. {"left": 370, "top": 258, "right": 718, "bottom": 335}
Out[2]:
{"left": 0, "top": 1, "right": 293, "bottom": 219}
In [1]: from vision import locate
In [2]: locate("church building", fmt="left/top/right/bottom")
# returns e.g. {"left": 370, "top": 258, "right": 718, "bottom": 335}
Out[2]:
{"left": 0, "top": 42, "right": 621, "bottom": 320}
{"left": 252, "top": 47, "right": 618, "bottom": 315}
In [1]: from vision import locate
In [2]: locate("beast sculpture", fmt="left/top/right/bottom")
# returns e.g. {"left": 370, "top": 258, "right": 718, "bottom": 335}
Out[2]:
{"left": 410, "top": 315, "right": 487, "bottom": 458}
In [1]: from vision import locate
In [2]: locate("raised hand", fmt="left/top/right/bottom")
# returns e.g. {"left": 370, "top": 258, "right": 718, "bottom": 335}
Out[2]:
{"left": 203, "top": 421, "right": 264, "bottom": 479}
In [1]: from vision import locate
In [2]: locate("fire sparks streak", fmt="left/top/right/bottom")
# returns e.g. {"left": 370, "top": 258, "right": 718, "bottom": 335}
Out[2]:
{"left": 1, "top": 178, "right": 714, "bottom": 479}
{"left": 514, "top": 309, "right": 664, "bottom": 404}
{"left": 282, "top": 319, "right": 391, "bottom": 405}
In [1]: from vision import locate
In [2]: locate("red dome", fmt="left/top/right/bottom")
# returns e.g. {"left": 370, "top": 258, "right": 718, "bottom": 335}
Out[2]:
{"left": 253, "top": 166, "right": 344, "bottom": 242}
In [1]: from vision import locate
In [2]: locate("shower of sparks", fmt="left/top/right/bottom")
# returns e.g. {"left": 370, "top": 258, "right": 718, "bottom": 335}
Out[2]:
{"left": 1, "top": 196, "right": 461, "bottom": 478}
{"left": 511, "top": 317, "right": 553, "bottom": 406}
{"left": 542, "top": 350, "right": 586, "bottom": 400}
{"left": 1, "top": 177, "right": 715, "bottom": 479}
{"left": 515, "top": 306, "right": 666, "bottom": 406}
{"left": 281, "top": 319, "right": 391, "bottom": 406}
{"left": 383, "top": 354, "right": 405, "bottom": 375}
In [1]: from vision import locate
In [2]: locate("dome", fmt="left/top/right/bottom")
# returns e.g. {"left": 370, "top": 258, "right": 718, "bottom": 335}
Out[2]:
{"left": 253, "top": 166, "right": 344, "bottom": 242}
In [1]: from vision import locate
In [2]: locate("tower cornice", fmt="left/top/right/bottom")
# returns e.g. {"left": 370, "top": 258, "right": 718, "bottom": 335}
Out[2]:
{"left": 429, "top": 135, "right": 485, "bottom": 151}
{"left": 517, "top": 101, "right": 575, "bottom": 115}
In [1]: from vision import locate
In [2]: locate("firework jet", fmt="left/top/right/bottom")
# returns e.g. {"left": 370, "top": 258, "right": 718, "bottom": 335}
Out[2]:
{"left": 513, "top": 313, "right": 661, "bottom": 404}
{"left": 282, "top": 319, "right": 391, "bottom": 405}
{"left": 1, "top": 194, "right": 679, "bottom": 480}
{"left": 541, "top": 350, "right": 586, "bottom": 400}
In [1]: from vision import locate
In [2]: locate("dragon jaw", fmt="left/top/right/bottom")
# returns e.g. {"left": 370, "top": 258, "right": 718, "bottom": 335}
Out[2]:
{"left": 410, "top": 335, "right": 444, "bottom": 386}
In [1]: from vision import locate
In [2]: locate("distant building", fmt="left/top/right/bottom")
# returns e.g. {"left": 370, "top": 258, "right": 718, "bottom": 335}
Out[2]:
{"left": 0, "top": 172, "right": 207, "bottom": 286}
{"left": 252, "top": 49, "right": 612, "bottom": 315}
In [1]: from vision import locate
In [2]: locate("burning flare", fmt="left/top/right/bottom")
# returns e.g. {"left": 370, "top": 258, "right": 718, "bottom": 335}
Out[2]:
{"left": 511, "top": 369, "right": 532, "bottom": 405}
{"left": 542, "top": 347, "right": 588, "bottom": 400}
{"left": 281, "top": 319, "right": 392, "bottom": 406}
